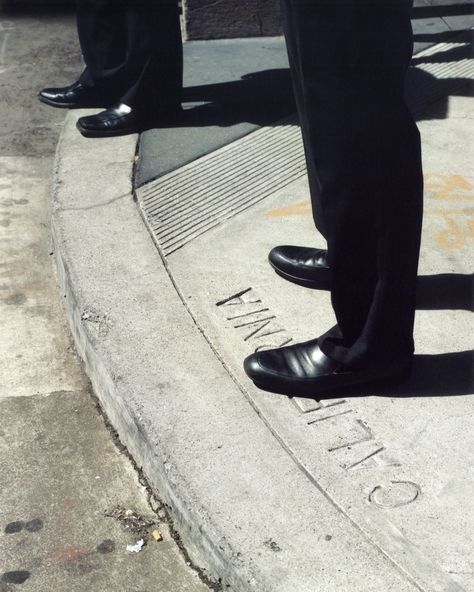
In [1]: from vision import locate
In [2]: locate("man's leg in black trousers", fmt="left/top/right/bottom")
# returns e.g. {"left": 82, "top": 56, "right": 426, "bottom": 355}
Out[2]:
{"left": 40, "top": 0, "right": 182, "bottom": 136}
{"left": 279, "top": 0, "right": 325, "bottom": 237}
{"left": 244, "top": 0, "right": 424, "bottom": 395}
{"left": 267, "top": 0, "right": 332, "bottom": 289}
{"left": 75, "top": 0, "right": 127, "bottom": 102}
{"left": 77, "top": 0, "right": 182, "bottom": 115}
{"left": 120, "top": 1, "right": 183, "bottom": 115}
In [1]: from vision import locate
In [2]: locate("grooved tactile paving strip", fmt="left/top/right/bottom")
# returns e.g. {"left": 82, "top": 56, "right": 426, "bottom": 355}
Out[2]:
{"left": 137, "top": 41, "right": 473, "bottom": 256}
{"left": 137, "top": 121, "right": 306, "bottom": 256}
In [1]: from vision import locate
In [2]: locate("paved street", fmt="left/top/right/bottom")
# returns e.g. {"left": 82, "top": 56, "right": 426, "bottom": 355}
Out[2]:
{"left": 0, "top": 8, "right": 212, "bottom": 592}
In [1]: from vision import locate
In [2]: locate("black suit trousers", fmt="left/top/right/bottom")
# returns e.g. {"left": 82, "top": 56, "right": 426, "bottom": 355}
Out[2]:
{"left": 280, "top": 0, "right": 424, "bottom": 368}
{"left": 76, "top": 0, "right": 183, "bottom": 114}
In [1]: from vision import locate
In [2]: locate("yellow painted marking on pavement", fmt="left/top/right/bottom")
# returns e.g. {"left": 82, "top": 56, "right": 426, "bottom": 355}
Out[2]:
{"left": 266, "top": 198, "right": 312, "bottom": 218}
{"left": 425, "top": 173, "right": 474, "bottom": 249}
{"left": 266, "top": 173, "right": 473, "bottom": 250}
{"left": 425, "top": 208, "right": 474, "bottom": 250}
{"left": 425, "top": 173, "right": 474, "bottom": 201}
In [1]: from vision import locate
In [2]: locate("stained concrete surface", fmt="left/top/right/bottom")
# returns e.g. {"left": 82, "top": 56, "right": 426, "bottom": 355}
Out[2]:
{"left": 0, "top": 9, "right": 211, "bottom": 592}
{"left": 0, "top": 392, "right": 210, "bottom": 592}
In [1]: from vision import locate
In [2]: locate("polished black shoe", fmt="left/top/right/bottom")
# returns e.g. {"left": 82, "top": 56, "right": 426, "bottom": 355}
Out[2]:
{"left": 76, "top": 103, "right": 182, "bottom": 138}
{"left": 76, "top": 104, "right": 146, "bottom": 138}
{"left": 244, "top": 340, "right": 410, "bottom": 397}
{"left": 38, "top": 81, "right": 105, "bottom": 109}
{"left": 269, "top": 245, "right": 331, "bottom": 289}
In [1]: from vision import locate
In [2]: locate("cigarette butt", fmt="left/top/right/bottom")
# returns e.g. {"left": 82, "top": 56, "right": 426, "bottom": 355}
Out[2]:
{"left": 151, "top": 529, "right": 163, "bottom": 542}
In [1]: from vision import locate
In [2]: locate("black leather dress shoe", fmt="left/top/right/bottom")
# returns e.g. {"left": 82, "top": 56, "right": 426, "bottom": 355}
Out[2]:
{"left": 269, "top": 245, "right": 331, "bottom": 289}
{"left": 39, "top": 81, "right": 105, "bottom": 109}
{"left": 244, "top": 340, "right": 410, "bottom": 397}
{"left": 76, "top": 103, "right": 182, "bottom": 138}
{"left": 76, "top": 104, "right": 146, "bottom": 138}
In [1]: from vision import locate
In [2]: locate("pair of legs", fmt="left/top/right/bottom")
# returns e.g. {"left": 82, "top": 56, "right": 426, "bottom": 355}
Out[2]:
{"left": 245, "top": 0, "right": 424, "bottom": 395}
{"left": 40, "top": 0, "right": 183, "bottom": 136}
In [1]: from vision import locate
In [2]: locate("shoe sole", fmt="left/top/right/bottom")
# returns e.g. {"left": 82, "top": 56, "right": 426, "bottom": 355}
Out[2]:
{"left": 250, "top": 366, "right": 411, "bottom": 398}
{"left": 76, "top": 122, "right": 143, "bottom": 138}
{"left": 38, "top": 95, "right": 104, "bottom": 110}
{"left": 269, "top": 261, "right": 332, "bottom": 290}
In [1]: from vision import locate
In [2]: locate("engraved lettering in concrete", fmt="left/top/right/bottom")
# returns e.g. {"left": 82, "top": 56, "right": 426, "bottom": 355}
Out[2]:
{"left": 294, "top": 396, "right": 346, "bottom": 415}
{"left": 216, "top": 290, "right": 418, "bottom": 506}
{"left": 304, "top": 402, "right": 401, "bottom": 472}
{"left": 327, "top": 418, "right": 375, "bottom": 452}
{"left": 369, "top": 481, "right": 421, "bottom": 508}
{"left": 216, "top": 288, "right": 292, "bottom": 351}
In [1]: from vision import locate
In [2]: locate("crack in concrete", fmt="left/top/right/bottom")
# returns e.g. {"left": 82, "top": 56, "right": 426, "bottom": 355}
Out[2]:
{"left": 58, "top": 191, "right": 130, "bottom": 212}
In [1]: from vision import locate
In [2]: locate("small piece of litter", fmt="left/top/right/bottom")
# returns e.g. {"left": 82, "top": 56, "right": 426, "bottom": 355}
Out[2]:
{"left": 126, "top": 539, "right": 145, "bottom": 553}
{"left": 151, "top": 530, "right": 163, "bottom": 542}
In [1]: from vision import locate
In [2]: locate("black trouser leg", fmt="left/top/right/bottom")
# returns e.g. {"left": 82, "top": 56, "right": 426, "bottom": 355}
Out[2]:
{"left": 280, "top": 0, "right": 326, "bottom": 236}
{"left": 76, "top": 0, "right": 182, "bottom": 114}
{"left": 281, "top": 0, "right": 423, "bottom": 368}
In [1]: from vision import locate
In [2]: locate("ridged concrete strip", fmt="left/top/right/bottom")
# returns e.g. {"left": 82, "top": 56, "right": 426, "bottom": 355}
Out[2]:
{"left": 51, "top": 111, "right": 425, "bottom": 592}
{"left": 138, "top": 122, "right": 306, "bottom": 255}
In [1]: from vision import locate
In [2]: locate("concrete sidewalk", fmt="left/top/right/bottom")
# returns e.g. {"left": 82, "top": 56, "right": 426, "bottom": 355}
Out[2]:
{"left": 52, "top": 35, "right": 473, "bottom": 592}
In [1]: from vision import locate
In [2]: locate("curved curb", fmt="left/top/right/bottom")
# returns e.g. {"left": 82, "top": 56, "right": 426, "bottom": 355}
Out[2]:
{"left": 51, "top": 111, "right": 437, "bottom": 592}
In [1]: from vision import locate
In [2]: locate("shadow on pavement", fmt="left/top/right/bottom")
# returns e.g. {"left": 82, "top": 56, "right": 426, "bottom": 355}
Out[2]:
{"left": 372, "top": 350, "right": 473, "bottom": 398}
{"left": 309, "top": 350, "right": 473, "bottom": 400}
{"left": 178, "top": 69, "right": 296, "bottom": 128}
{"left": 147, "top": 33, "right": 472, "bottom": 132}
{"left": 412, "top": 2, "right": 473, "bottom": 20}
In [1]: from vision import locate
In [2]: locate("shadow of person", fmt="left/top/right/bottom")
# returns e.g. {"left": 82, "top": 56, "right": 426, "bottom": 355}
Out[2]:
{"left": 405, "top": 66, "right": 472, "bottom": 122}
{"left": 146, "top": 57, "right": 471, "bottom": 132}
{"left": 417, "top": 273, "right": 473, "bottom": 311}
{"left": 413, "top": 28, "right": 473, "bottom": 47}
{"left": 150, "top": 68, "right": 296, "bottom": 129}
{"left": 311, "top": 350, "right": 473, "bottom": 400}
{"left": 411, "top": 35, "right": 473, "bottom": 65}
{"left": 182, "top": 69, "right": 295, "bottom": 109}
{"left": 372, "top": 351, "right": 473, "bottom": 398}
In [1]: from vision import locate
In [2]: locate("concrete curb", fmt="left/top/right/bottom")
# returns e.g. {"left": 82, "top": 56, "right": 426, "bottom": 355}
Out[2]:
{"left": 50, "top": 112, "right": 246, "bottom": 589}
{"left": 51, "top": 109, "right": 469, "bottom": 592}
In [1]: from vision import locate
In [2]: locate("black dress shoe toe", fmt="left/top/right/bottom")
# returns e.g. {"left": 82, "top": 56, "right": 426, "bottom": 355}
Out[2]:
{"left": 76, "top": 103, "right": 182, "bottom": 138}
{"left": 268, "top": 245, "right": 331, "bottom": 289}
{"left": 76, "top": 104, "right": 144, "bottom": 138}
{"left": 39, "top": 81, "right": 104, "bottom": 109}
{"left": 244, "top": 340, "right": 410, "bottom": 397}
